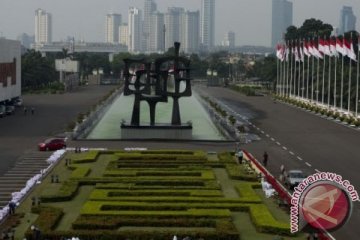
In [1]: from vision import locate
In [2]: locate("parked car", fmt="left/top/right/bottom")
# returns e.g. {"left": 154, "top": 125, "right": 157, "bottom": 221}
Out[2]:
{"left": 5, "top": 105, "right": 15, "bottom": 115}
{"left": 0, "top": 105, "right": 5, "bottom": 118}
{"left": 14, "top": 97, "right": 23, "bottom": 107}
{"left": 284, "top": 170, "right": 306, "bottom": 189}
{"left": 38, "top": 138, "right": 66, "bottom": 151}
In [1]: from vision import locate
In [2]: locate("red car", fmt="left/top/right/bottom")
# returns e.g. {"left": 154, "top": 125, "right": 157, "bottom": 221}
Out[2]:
{"left": 38, "top": 138, "right": 66, "bottom": 151}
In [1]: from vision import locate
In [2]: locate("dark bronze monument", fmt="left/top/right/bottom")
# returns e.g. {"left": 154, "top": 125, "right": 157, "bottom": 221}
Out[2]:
{"left": 121, "top": 42, "right": 193, "bottom": 139}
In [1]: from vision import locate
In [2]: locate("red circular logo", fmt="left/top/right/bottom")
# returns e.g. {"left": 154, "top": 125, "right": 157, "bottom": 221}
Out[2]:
{"left": 301, "top": 183, "right": 350, "bottom": 231}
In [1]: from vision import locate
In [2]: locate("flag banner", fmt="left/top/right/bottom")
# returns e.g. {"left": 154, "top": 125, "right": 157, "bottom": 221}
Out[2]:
{"left": 313, "top": 40, "right": 323, "bottom": 59}
{"left": 300, "top": 42, "right": 305, "bottom": 62}
{"left": 323, "top": 39, "right": 332, "bottom": 56}
{"left": 286, "top": 43, "right": 290, "bottom": 62}
{"left": 294, "top": 43, "right": 300, "bottom": 62}
{"left": 304, "top": 40, "right": 311, "bottom": 57}
{"left": 318, "top": 38, "right": 325, "bottom": 54}
{"left": 330, "top": 38, "right": 338, "bottom": 57}
{"left": 347, "top": 39, "right": 357, "bottom": 61}
{"left": 336, "top": 37, "right": 346, "bottom": 56}
{"left": 309, "top": 40, "right": 315, "bottom": 56}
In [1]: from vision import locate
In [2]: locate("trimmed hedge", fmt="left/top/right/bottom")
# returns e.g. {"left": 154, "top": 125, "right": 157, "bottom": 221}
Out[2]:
{"left": 226, "top": 164, "right": 258, "bottom": 181}
{"left": 235, "top": 182, "right": 262, "bottom": 203}
{"left": 218, "top": 152, "right": 236, "bottom": 163}
{"left": 70, "top": 166, "right": 91, "bottom": 179}
{"left": 116, "top": 153, "right": 207, "bottom": 161}
{"left": 40, "top": 180, "right": 79, "bottom": 202}
{"left": 27, "top": 206, "right": 63, "bottom": 232}
{"left": 70, "top": 151, "right": 99, "bottom": 164}
{"left": 249, "top": 204, "right": 291, "bottom": 236}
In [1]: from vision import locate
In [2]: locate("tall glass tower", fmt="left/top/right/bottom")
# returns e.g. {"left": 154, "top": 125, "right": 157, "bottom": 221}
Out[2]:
{"left": 271, "top": 0, "right": 293, "bottom": 48}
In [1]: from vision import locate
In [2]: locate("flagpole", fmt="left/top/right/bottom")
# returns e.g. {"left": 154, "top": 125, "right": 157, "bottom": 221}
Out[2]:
{"left": 328, "top": 47, "right": 332, "bottom": 108}
{"left": 286, "top": 42, "right": 290, "bottom": 97}
{"left": 311, "top": 40, "right": 315, "bottom": 102}
{"left": 276, "top": 50, "right": 279, "bottom": 95}
{"left": 348, "top": 34, "right": 353, "bottom": 114}
{"left": 298, "top": 42, "right": 301, "bottom": 98}
{"left": 290, "top": 40, "right": 293, "bottom": 98}
{"left": 307, "top": 38, "right": 310, "bottom": 99}
{"left": 283, "top": 46, "right": 287, "bottom": 97}
{"left": 302, "top": 40, "right": 305, "bottom": 98}
{"left": 322, "top": 37, "right": 326, "bottom": 105}
{"left": 341, "top": 37, "right": 344, "bottom": 111}
{"left": 334, "top": 48, "right": 338, "bottom": 108}
{"left": 293, "top": 41, "right": 297, "bottom": 98}
{"left": 356, "top": 38, "right": 359, "bottom": 118}
{"left": 317, "top": 38, "right": 320, "bottom": 103}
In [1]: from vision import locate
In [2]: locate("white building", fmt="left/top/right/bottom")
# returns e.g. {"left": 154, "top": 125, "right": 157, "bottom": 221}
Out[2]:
{"left": 119, "top": 23, "right": 129, "bottom": 48}
{"left": 221, "top": 31, "right": 235, "bottom": 49}
{"left": 150, "top": 12, "right": 165, "bottom": 52}
{"left": 35, "top": 8, "right": 52, "bottom": 44}
{"left": 182, "top": 11, "right": 200, "bottom": 53}
{"left": 200, "top": 0, "right": 215, "bottom": 50}
{"left": 144, "top": 0, "right": 157, "bottom": 52}
{"left": 0, "top": 39, "right": 21, "bottom": 103}
{"left": 105, "top": 13, "right": 122, "bottom": 43}
{"left": 128, "top": 7, "right": 143, "bottom": 52}
{"left": 165, "top": 7, "right": 184, "bottom": 50}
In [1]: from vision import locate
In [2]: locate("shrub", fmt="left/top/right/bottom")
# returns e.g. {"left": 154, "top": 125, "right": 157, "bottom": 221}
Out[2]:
{"left": 40, "top": 180, "right": 79, "bottom": 202}
{"left": 70, "top": 167, "right": 91, "bottom": 178}
{"left": 218, "top": 152, "right": 235, "bottom": 163}
{"left": 28, "top": 206, "right": 63, "bottom": 231}
{"left": 226, "top": 164, "right": 258, "bottom": 181}
{"left": 235, "top": 183, "right": 262, "bottom": 203}
{"left": 70, "top": 151, "right": 99, "bottom": 164}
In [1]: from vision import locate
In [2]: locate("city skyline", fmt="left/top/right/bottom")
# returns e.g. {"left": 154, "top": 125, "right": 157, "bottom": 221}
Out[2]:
{"left": 1, "top": 0, "right": 360, "bottom": 47}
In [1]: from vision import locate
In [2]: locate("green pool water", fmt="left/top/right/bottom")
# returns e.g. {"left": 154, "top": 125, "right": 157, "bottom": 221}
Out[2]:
{"left": 86, "top": 92, "right": 225, "bottom": 140}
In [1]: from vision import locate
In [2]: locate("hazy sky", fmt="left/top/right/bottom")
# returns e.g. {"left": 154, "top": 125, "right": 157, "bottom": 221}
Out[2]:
{"left": 0, "top": 0, "right": 360, "bottom": 47}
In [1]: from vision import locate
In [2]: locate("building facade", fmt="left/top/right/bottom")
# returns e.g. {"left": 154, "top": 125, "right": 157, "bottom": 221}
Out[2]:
{"left": 164, "top": 7, "right": 184, "bottom": 50}
{"left": 128, "top": 7, "right": 143, "bottom": 52}
{"left": 119, "top": 23, "right": 129, "bottom": 48}
{"left": 105, "top": 13, "right": 122, "bottom": 43}
{"left": 144, "top": 0, "right": 157, "bottom": 52}
{"left": 221, "top": 31, "right": 235, "bottom": 49}
{"left": 35, "top": 8, "right": 52, "bottom": 44}
{"left": 271, "top": 0, "right": 293, "bottom": 48}
{"left": 200, "top": 0, "right": 215, "bottom": 50}
{"left": 150, "top": 12, "right": 165, "bottom": 52}
{"left": 0, "top": 39, "right": 21, "bottom": 103}
{"left": 339, "top": 6, "right": 357, "bottom": 35}
{"left": 17, "top": 33, "right": 35, "bottom": 49}
{"left": 182, "top": 11, "right": 200, "bottom": 53}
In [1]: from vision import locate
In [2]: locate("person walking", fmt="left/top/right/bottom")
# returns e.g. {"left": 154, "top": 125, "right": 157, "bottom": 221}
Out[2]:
{"left": 31, "top": 107, "right": 35, "bottom": 115}
{"left": 237, "top": 149, "right": 244, "bottom": 164}
{"left": 23, "top": 107, "right": 27, "bottom": 115}
{"left": 263, "top": 151, "right": 268, "bottom": 167}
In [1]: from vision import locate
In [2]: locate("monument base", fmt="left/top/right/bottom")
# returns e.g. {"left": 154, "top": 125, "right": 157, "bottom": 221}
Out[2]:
{"left": 121, "top": 123, "right": 193, "bottom": 140}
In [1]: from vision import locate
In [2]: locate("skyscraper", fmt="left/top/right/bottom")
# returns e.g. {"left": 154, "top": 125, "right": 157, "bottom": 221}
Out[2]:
{"left": 200, "top": 0, "right": 215, "bottom": 50}
{"left": 128, "top": 7, "right": 143, "bottom": 52}
{"left": 271, "top": 0, "right": 293, "bottom": 48}
{"left": 150, "top": 11, "right": 165, "bottom": 52}
{"left": 182, "top": 11, "right": 200, "bottom": 53}
{"left": 339, "top": 6, "right": 357, "bottom": 35}
{"left": 144, "top": 0, "right": 157, "bottom": 51}
{"left": 164, "top": 7, "right": 184, "bottom": 50}
{"left": 35, "top": 8, "right": 52, "bottom": 44}
{"left": 221, "top": 31, "right": 235, "bottom": 49}
{"left": 105, "top": 13, "right": 122, "bottom": 43}
{"left": 119, "top": 23, "right": 129, "bottom": 47}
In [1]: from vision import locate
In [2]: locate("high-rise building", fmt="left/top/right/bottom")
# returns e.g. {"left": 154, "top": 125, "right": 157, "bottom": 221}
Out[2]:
{"left": 200, "top": 0, "right": 215, "bottom": 50}
{"left": 119, "top": 23, "right": 129, "bottom": 47}
{"left": 35, "top": 8, "right": 52, "bottom": 44}
{"left": 182, "top": 11, "right": 200, "bottom": 53}
{"left": 221, "top": 31, "right": 235, "bottom": 49}
{"left": 271, "top": 0, "right": 293, "bottom": 48}
{"left": 105, "top": 13, "right": 122, "bottom": 43}
{"left": 128, "top": 7, "right": 143, "bottom": 52}
{"left": 164, "top": 7, "right": 184, "bottom": 50}
{"left": 339, "top": 6, "right": 357, "bottom": 35}
{"left": 150, "top": 11, "right": 165, "bottom": 52}
{"left": 144, "top": 0, "right": 157, "bottom": 51}
{"left": 17, "top": 33, "right": 35, "bottom": 49}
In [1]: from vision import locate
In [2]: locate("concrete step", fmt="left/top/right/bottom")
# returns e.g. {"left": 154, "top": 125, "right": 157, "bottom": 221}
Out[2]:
{"left": 6, "top": 170, "right": 39, "bottom": 174}
{"left": 4, "top": 173, "right": 36, "bottom": 177}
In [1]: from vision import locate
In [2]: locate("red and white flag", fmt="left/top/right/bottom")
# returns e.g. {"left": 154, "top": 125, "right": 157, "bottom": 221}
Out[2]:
{"left": 330, "top": 38, "right": 338, "bottom": 57}
{"left": 336, "top": 37, "right": 346, "bottom": 56}
{"left": 318, "top": 38, "right": 326, "bottom": 54}
{"left": 322, "top": 39, "right": 332, "bottom": 56}
{"left": 276, "top": 44, "right": 285, "bottom": 61}
{"left": 308, "top": 40, "right": 315, "bottom": 56}
{"left": 313, "top": 41, "right": 323, "bottom": 59}
{"left": 300, "top": 42, "right": 305, "bottom": 62}
{"left": 294, "top": 43, "right": 300, "bottom": 62}
{"left": 344, "top": 38, "right": 357, "bottom": 61}
{"left": 303, "top": 40, "right": 311, "bottom": 57}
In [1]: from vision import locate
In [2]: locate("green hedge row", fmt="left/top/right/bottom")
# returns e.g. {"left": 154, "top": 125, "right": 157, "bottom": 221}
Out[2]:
{"left": 28, "top": 206, "right": 63, "bottom": 231}
{"left": 81, "top": 202, "right": 232, "bottom": 218}
{"left": 90, "top": 189, "right": 223, "bottom": 199}
{"left": 116, "top": 153, "right": 207, "bottom": 161}
{"left": 70, "top": 166, "right": 91, "bottom": 179}
{"left": 226, "top": 164, "right": 258, "bottom": 181}
{"left": 217, "top": 152, "right": 236, "bottom": 163}
{"left": 70, "top": 151, "right": 99, "bottom": 164}
{"left": 95, "top": 180, "right": 220, "bottom": 190}
{"left": 235, "top": 182, "right": 262, "bottom": 203}
{"left": 249, "top": 204, "right": 291, "bottom": 236}
{"left": 40, "top": 180, "right": 79, "bottom": 202}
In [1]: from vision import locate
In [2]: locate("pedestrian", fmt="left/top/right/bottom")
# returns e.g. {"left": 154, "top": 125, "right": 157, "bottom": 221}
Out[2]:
{"left": 263, "top": 151, "right": 268, "bottom": 167}
{"left": 237, "top": 149, "right": 244, "bottom": 164}
{"left": 8, "top": 201, "right": 16, "bottom": 215}
{"left": 23, "top": 107, "right": 27, "bottom": 115}
{"left": 31, "top": 107, "right": 35, "bottom": 115}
